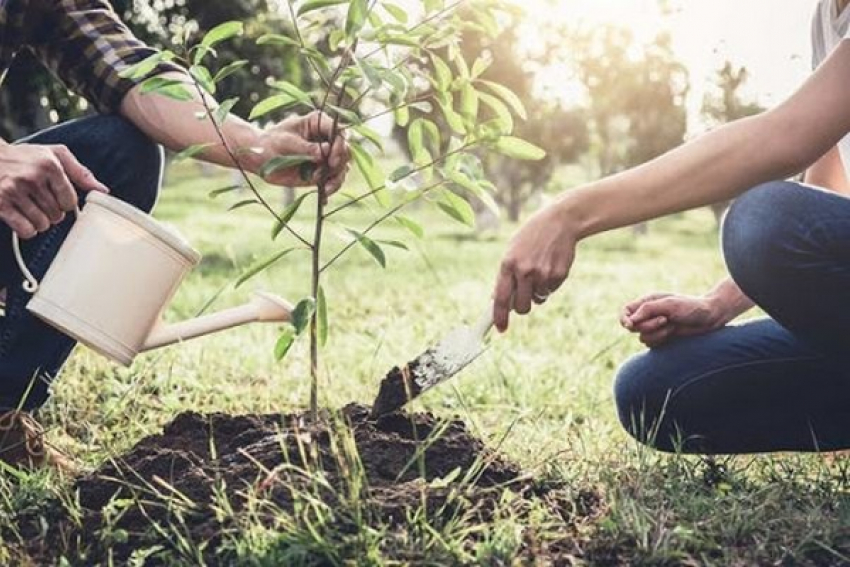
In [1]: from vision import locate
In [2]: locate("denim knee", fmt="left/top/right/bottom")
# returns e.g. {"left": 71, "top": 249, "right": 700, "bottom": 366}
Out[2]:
{"left": 721, "top": 181, "right": 800, "bottom": 301}
{"left": 613, "top": 352, "right": 677, "bottom": 451}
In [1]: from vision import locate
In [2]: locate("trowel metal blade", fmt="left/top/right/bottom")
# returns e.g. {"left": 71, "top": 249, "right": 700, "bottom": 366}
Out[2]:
{"left": 370, "top": 323, "right": 487, "bottom": 418}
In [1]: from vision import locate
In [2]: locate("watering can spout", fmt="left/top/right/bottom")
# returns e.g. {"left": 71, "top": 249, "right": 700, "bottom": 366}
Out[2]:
{"left": 141, "top": 291, "right": 292, "bottom": 352}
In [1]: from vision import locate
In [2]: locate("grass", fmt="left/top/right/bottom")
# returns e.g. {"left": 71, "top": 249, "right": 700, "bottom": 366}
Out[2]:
{"left": 3, "top": 162, "right": 850, "bottom": 565}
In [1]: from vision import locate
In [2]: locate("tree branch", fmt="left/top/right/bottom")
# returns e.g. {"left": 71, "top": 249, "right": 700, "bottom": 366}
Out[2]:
{"left": 320, "top": 180, "right": 447, "bottom": 273}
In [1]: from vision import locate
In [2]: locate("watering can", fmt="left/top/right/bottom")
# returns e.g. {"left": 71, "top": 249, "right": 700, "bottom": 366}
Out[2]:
{"left": 11, "top": 191, "right": 293, "bottom": 367}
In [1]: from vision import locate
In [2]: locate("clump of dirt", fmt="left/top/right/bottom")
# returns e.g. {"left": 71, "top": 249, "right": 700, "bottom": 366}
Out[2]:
{"left": 370, "top": 362, "right": 422, "bottom": 418}
{"left": 15, "top": 404, "right": 601, "bottom": 564}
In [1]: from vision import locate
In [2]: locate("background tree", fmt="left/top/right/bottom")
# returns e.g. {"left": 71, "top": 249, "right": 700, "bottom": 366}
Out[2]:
{"left": 562, "top": 25, "right": 688, "bottom": 233}
{"left": 702, "top": 60, "right": 765, "bottom": 222}
{"left": 467, "top": 22, "right": 590, "bottom": 222}
{"left": 568, "top": 25, "right": 689, "bottom": 178}
{"left": 391, "top": 14, "right": 590, "bottom": 225}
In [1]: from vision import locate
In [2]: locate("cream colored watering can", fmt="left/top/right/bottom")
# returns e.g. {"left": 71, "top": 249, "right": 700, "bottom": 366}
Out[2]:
{"left": 11, "top": 191, "right": 293, "bottom": 367}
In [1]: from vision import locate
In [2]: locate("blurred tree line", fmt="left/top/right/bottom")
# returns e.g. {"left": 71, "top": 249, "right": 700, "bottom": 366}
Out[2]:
{"left": 0, "top": 0, "right": 765, "bottom": 224}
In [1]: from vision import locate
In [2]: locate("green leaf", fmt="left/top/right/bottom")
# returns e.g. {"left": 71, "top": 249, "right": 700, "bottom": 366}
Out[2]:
{"left": 259, "top": 155, "right": 314, "bottom": 179}
{"left": 424, "top": 0, "right": 444, "bottom": 13}
{"left": 345, "top": 0, "right": 368, "bottom": 37}
{"left": 189, "top": 65, "right": 215, "bottom": 94}
{"left": 389, "top": 165, "right": 414, "bottom": 183}
{"left": 119, "top": 51, "right": 174, "bottom": 80}
{"left": 325, "top": 104, "right": 361, "bottom": 125}
{"left": 329, "top": 29, "right": 346, "bottom": 51}
{"left": 140, "top": 77, "right": 193, "bottom": 101}
{"left": 378, "top": 239, "right": 409, "bottom": 250}
{"left": 471, "top": 56, "right": 491, "bottom": 79}
{"left": 437, "top": 190, "right": 475, "bottom": 227}
{"left": 352, "top": 124, "right": 384, "bottom": 151}
{"left": 272, "top": 192, "right": 314, "bottom": 240}
{"left": 380, "top": 33, "right": 419, "bottom": 47}
{"left": 317, "top": 285, "right": 329, "bottom": 347}
{"left": 421, "top": 119, "right": 441, "bottom": 154}
{"left": 257, "top": 34, "right": 300, "bottom": 47}
{"left": 250, "top": 94, "right": 300, "bottom": 120}
{"left": 270, "top": 81, "right": 313, "bottom": 104}
{"left": 274, "top": 327, "right": 296, "bottom": 361}
{"left": 202, "top": 21, "right": 244, "bottom": 48}
{"left": 430, "top": 54, "right": 452, "bottom": 92}
{"left": 228, "top": 199, "right": 259, "bottom": 211}
{"left": 213, "top": 60, "right": 248, "bottom": 83}
{"left": 479, "top": 80, "right": 527, "bottom": 120}
{"left": 236, "top": 248, "right": 299, "bottom": 287}
{"left": 437, "top": 97, "right": 465, "bottom": 135}
{"left": 346, "top": 229, "right": 386, "bottom": 267}
{"left": 192, "top": 44, "right": 216, "bottom": 66}
{"left": 407, "top": 119, "right": 425, "bottom": 162}
{"left": 297, "top": 0, "right": 348, "bottom": 17}
{"left": 460, "top": 83, "right": 479, "bottom": 121}
{"left": 447, "top": 170, "right": 500, "bottom": 217}
{"left": 384, "top": 3, "right": 408, "bottom": 23}
{"left": 394, "top": 105, "right": 410, "bottom": 128}
{"left": 494, "top": 136, "right": 546, "bottom": 161}
{"left": 395, "top": 215, "right": 424, "bottom": 238}
{"left": 214, "top": 97, "right": 239, "bottom": 125}
{"left": 357, "top": 60, "right": 382, "bottom": 89}
{"left": 208, "top": 185, "right": 242, "bottom": 199}
{"left": 291, "top": 298, "right": 316, "bottom": 335}
{"left": 350, "top": 142, "right": 384, "bottom": 191}
{"left": 478, "top": 91, "right": 513, "bottom": 133}
{"left": 173, "top": 143, "right": 214, "bottom": 163}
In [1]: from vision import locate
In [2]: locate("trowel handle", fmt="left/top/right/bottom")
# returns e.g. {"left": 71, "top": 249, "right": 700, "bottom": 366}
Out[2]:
{"left": 12, "top": 207, "right": 81, "bottom": 293}
{"left": 473, "top": 305, "right": 494, "bottom": 339}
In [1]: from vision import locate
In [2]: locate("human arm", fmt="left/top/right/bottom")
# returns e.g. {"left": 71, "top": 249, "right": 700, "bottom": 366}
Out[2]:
{"left": 119, "top": 72, "right": 348, "bottom": 194}
{"left": 618, "top": 137, "right": 849, "bottom": 346}
{"left": 21, "top": 0, "right": 346, "bottom": 231}
{"left": 0, "top": 137, "right": 109, "bottom": 239}
{"left": 620, "top": 279, "right": 756, "bottom": 347}
{"left": 804, "top": 145, "right": 850, "bottom": 194}
{"left": 493, "top": 42, "right": 850, "bottom": 332}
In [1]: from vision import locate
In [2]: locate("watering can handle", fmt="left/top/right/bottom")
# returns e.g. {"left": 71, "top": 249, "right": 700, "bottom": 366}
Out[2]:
{"left": 12, "top": 207, "right": 81, "bottom": 294}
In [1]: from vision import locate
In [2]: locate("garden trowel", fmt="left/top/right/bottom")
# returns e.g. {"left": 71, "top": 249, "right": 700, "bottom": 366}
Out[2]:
{"left": 370, "top": 306, "right": 494, "bottom": 418}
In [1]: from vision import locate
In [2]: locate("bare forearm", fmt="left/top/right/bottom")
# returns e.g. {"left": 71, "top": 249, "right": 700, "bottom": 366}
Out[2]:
{"left": 557, "top": 44, "right": 850, "bottom": 240}
{"left": 561, "top": 112, "right": 817, "bottom": 239}
{"left": 120, "top": 72, "right": 266, "bottom": 173}
{"left": 706, "top": 277, "right": 755, "bottom": 323}
{"left": 804, "top": 145, "right": 850, "bottom": 194}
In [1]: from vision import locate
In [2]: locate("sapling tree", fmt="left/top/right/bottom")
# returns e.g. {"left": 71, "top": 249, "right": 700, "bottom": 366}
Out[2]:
{"left": 124, "top": 0, "right": 545, "bottom": 421}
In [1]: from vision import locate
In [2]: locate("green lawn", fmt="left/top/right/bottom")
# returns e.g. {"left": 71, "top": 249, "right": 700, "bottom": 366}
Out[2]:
{"left": 4, "top": 164, "right": 850, "bottom": 565}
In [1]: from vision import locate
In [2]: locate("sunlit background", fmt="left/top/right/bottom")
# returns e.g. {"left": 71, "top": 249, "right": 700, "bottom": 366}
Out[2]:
{"left": 517, "top": 0, "right": 813, "bottom": 132}
{"left": 0, "top": 0, "right": 825, "bottom": 222}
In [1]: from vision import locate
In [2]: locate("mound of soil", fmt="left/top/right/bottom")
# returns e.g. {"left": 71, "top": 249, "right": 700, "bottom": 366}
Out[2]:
{"left": 16, "top": 404, "right": 601, "bottom": 564}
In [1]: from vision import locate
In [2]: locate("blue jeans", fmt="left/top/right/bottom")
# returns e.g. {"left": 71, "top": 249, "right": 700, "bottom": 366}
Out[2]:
{"left": 0, "top": 115, "right": 162, "bottom": 412}
{"left": 615, "top": 181, "right": 850, "bottom": 454}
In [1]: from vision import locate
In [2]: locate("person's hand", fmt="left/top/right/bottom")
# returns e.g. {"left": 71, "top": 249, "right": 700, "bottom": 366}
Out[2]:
{"left": 0, "top": 143, "right": 109, "bottom": 239}
{"left": 255, "top": 111, "right": 350, "bottom": 201}
{"left": 493, "top": 203, "right": 578, "bottom": 332}
{"left": 620, "top": 293, "right": 727, "bottom": 347}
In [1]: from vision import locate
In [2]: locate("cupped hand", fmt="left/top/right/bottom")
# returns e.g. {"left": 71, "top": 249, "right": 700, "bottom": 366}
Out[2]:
{"left": 493, "top": 203, "right": 578, "bottom": 332}
{"left": 620, "top": 293, "right": 726, "bottom": 347}
{"left": 0, "top": 143, "right": 109, "bottom": 239}
{"left": 257, "top": 111, "right": 350, "bottom": 201}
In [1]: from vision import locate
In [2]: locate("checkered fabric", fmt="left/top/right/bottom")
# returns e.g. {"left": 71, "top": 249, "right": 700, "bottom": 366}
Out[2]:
{"left": 0, "top": 0, "right": 181, "bottom": 113}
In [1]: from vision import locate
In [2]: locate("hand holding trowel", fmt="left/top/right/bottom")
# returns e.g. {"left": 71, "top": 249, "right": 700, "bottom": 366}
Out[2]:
{"left": 370, "top": 305, "right": 494, "bottom": 418}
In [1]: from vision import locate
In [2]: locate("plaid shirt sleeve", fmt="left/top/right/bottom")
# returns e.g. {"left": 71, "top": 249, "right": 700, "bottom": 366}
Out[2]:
{"left": 28, "top": 0, "right": 184, "bottom": 114}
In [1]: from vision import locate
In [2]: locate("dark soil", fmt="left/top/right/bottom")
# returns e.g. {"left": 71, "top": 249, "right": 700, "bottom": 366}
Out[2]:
{"left": 370, "top": 362, "right": 422, "bottom": 418}
{"left": 13, "top": 404, "right": 602, "bottom": 565}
